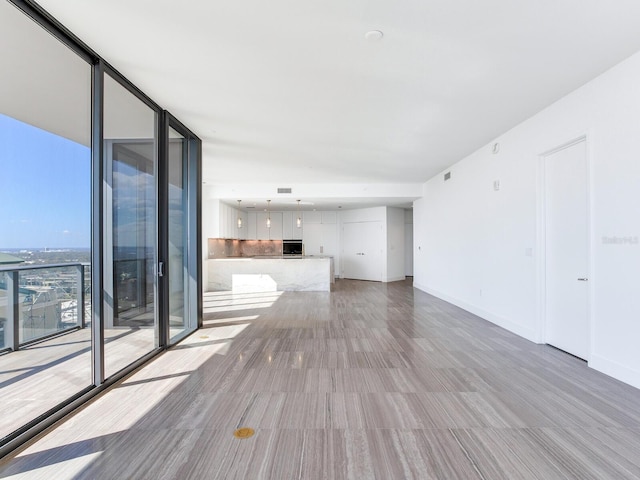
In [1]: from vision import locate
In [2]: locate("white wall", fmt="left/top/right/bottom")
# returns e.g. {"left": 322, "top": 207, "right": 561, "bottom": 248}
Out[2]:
{"left": 404, "top": 209, "right": 414, "bottom": 276}
{"left": 414, "top": 50, "right": 640, "bottom": 388}
{"left": 386, "top": 207, "right": 406, "bottom": 282}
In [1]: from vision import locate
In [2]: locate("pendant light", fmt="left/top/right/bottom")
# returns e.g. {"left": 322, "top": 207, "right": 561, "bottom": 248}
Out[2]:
{"left": 237, "top": 200, "right": 243, "bottom": 229}
{"left": 296, "top": 199, "right": 302, "bottom": 228}
{"left": 266, "top": 200, "right": 271, "bottom": 228}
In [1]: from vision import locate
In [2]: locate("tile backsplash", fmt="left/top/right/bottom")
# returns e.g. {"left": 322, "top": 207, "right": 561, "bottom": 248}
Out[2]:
{"left": 208, "top": 238, "right": 283, "bottom": 258}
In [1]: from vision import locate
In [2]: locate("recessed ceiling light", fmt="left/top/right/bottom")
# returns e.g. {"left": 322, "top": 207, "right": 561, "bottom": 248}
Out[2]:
{"left": 365, "top": 30, "right": 384, "bottom": 41}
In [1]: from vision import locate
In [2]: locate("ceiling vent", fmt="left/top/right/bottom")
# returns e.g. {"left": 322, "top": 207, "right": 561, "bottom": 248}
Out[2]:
{"left": 277, "top": 187, "right": 292, "bottom": 194}
{"left": 444, "top": 172, "right": 451, "bottom": 181}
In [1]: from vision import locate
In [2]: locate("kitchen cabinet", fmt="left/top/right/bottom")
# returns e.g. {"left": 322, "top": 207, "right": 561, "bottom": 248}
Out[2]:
{"left": 303, "top": 211, "right": 322, "bottom": 224}
{"left": 219, "top": 202, "right": 244, "bottom": 239}
{"left": 283, "top": 211, "right": 303, "bottom": 240}
{"left": 270, "top": 213, "right": 283, "bottom": 240}
{"left": 257, "top": 212, "right": 283, "bottom": 240}
{"left": 301, "top": 211, "right": 339, "bottom": 275}
{"left": 237, "top": 211, "right": 248, "bottom": 240}
{"left": 303, "top": 222, "right": 337, "bottom": 256}
{"left": 248, "top": 212, "right": 257, "bottom": 240}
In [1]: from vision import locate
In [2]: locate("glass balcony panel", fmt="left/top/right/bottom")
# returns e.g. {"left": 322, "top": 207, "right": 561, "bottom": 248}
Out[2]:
{"left": 0, "top": 272, "right": 7, "bottom": 350}
{"left": 0, "top": 263, "right": 90, "bottom": 440}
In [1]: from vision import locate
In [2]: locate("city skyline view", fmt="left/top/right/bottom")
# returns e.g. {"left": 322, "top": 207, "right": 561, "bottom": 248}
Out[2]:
{"left": 0, "top": 113, "right": 91, "bottom": 249}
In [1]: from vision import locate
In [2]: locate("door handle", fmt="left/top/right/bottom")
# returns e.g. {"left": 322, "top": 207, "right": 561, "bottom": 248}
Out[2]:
{"left": 577, "top": 278, "right": 588, "bottom": 281}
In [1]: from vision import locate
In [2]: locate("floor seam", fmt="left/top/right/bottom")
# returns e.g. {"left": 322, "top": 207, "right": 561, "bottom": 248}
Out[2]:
{"left": 448, "top": 428, "right": 488, "bottom": 480}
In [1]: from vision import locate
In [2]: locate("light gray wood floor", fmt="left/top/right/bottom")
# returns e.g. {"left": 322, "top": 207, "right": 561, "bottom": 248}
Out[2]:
{"left": 2, "top": 279, "right": 640, "bottom": 479}
{"left": 0, "top": 326, "right": 161, "bottom": 439}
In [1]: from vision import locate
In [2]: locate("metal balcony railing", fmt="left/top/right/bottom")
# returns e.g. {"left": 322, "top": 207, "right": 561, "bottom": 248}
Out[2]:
{"left": 0, "top": 263, "right": 90, "bottom": 351}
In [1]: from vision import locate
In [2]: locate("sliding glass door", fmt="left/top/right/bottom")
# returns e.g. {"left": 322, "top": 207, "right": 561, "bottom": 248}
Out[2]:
{"left": 168, "top": 128, "right": 187, "bottom": 340}
{"left": 165, "top": 123, "right": 199, "bottom": 343}
{"left": 103, "top": 74, "right": 158, "bottom": 378}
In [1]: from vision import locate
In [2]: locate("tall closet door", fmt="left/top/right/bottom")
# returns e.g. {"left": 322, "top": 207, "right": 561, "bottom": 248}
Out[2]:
{"left": 544, "top": 139, "right": 589, "bottom": 360}
{"left": 342, "top": 222, "right": 383, "bottom": 281}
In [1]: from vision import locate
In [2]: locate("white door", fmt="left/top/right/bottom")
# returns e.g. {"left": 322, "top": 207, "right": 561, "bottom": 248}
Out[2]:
{"left": 342, "top": 222, "right": 383, "bottom": 281}
{"left": 544, "top": 139, "right": 589, "bottom": 359}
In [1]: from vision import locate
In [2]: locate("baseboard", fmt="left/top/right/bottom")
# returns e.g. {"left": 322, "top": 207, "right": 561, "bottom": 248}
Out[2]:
{"left": 412, "top": 283, "right": 538, "bottom": 342}
{"left": 384, "top": 276, "right": 406, "bottom": 283}
{"left": 589, "top": 354, "right": 640, "bottom": 390}
{"left": 413, "top": 283, "right": 640, "bottom": 390}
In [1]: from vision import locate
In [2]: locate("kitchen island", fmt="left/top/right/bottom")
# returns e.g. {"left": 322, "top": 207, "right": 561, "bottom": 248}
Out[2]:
{"left": 207, "top": 256, "right": 334, "bottom": 292}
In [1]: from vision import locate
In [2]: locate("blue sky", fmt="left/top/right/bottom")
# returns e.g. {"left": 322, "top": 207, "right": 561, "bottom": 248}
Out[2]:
{"left": 0, "top": 113, "right": 90, "bottom": 249}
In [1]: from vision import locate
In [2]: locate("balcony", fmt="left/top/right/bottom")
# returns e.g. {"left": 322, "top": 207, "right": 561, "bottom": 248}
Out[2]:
{"left": 0, "top": 263, "right": 90, "bottom": 441}
{"left": 0, "top": 263, "right": 89, "bottom": 352}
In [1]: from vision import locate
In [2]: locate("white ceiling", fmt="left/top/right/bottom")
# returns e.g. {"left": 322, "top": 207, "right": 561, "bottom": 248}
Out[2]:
{"left": 1, "top": 1, "right": 91, "bottom": 146}
{"left": 26, "top": 1, "right": 640, "bottom": 193}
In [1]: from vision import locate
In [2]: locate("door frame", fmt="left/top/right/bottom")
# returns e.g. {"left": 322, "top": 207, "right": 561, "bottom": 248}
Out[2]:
{"left": 536, "top": 134, "right": 594, "bottom": 361}
{"left": 158, "top": 111, "right": 202, "bottom": 347}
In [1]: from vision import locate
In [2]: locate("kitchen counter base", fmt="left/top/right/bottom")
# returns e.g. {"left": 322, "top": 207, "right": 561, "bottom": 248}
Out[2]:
{"left": 207, "top": 257, "right": 334, "bottom": 292}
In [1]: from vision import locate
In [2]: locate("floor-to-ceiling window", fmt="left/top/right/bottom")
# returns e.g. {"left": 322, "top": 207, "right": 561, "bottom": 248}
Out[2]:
{"left": 0, "top": 0, "right": 201, "bottom": 457}
{"left": 166, "top": 125, "right": 199, "bottom": 342}
{"left": 0, "top": 0, "right": 92, "bottom": 442}
{"left": 103, "top": 73, "right": 159, "bottom": 378}
{"left": 168, "top": 128, "right": 188, "bottom": 341}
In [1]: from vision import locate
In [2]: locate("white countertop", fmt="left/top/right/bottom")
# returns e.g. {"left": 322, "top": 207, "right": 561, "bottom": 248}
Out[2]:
{"left": 211, "top": 255, "right": 333, "bottom": 260}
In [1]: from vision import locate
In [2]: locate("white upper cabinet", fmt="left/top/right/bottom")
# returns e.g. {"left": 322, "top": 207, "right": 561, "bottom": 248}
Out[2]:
{"left": 303, "top": 211, "right": 322, "bottom": 224}
{"left": 219, "top": 204, "right": 248, "bottom": 239}
{"left": 256, "top": 212, "right": 268, "bottom": 239}
{"left": 219, "top": 203, "right": 239, "bottom": 239}
{"left": 257, "top": 212, "right": 283, "bottom": 240}
{"left": 247, "top": 212, "right": 257, "bottom": 240}
{"left": 283, "top": 211, "right": 294, "bottom": 239}
{"left": 218, "top": 208, "right": 331, "bottom": 241}
{"left": 269, "top": 212, "right": 283, "bottom": 240}
{"left": 283, "top": 211, "right": 302, "bottom": 240}
{"left": 237, "top": 211, "right": 248, "bottom": 240}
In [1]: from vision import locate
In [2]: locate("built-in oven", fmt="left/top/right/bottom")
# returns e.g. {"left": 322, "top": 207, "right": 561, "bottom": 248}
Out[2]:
{"left": 282, "top": 240, "right": 303, "bottom": 256}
